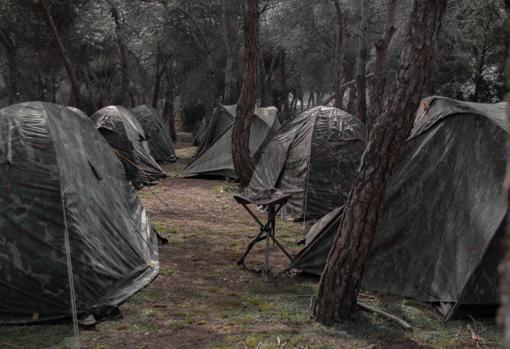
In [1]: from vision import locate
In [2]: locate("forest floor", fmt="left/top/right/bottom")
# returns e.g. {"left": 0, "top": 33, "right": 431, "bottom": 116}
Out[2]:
{"left": 0, "top": 132, "right": 504, "bottom": 349}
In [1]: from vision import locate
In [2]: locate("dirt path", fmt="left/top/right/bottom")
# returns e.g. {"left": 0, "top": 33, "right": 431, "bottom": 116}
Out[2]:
{"left": 0, "top": 134, "right": 502, "bottom": 349}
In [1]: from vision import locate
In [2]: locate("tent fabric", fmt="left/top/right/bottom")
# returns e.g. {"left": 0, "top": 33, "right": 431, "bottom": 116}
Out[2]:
{"left": 183, "top": 105, "right": 280, "bottom": 179}
{"left": 291, "top": 96, "right": 507, "bottom": 318}
{"left": 130, "top": 105, "right": 177, "bottom": 163}
{"left": 91, "top": 106, "right": 166, "bottom": 189}
{"left": 67, "top": 106, "right": 89, "bottom": 120}
{"left": 194, "top": 105, "right": 236, "bottom": 156}
{"left": 247, "top": 106, "right": 366, "bottom": 220}
{"left": 0, "top": 102, "right": 160, "bottom": 324}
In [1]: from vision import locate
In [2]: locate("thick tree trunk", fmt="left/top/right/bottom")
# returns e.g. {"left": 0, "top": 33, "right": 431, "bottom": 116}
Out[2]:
{"left": 368, "top": 0, "right": 397, "bottom": 133}
{"left": 110, "top": 0, "right": 131, "bottom": 107}
{"left": 332, "top": 0, "right": 346, "bottom": 109}
{"left": 499, "top": 2, "right": 510, "bottom": 347}
{"left": 40, "top": 0, "right": 82, "bottom": 108}
{"left": 313, "top": 0, "right": 446, "bottom": 325}
{"left": 232, "top": 0, "right": 259, "bottom": 186}
{"left": 355, "top": 0, "right": 370, "bottom": 123}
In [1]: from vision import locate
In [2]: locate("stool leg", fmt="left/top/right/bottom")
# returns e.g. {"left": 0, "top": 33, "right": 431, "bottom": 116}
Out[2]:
{"left": 237, "top": 229, "right": 266, "bottom": 266}
{"left": 263, "top": 205, "right": 276, "bottom": 273}
{"left": 263, "top": 228, "right": 270, "bottom": 273}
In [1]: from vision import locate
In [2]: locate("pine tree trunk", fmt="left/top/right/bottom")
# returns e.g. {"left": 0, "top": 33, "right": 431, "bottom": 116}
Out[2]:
{"left": 499, "top": 2, "right": 510, "bottom": 347}
{"left": 313, "top": 0, "right": 446, "bottom": 325}
{"left": 355, "top": 0, "right": 370, "bottom": 123}
{"left": 232, "top": 0, "right": 259, "bottom": 186}
{"left": 40, "top": 0, "right": 82, "bottom": 109}
{"left": 332, "top": 0, "right": 345, "bottom": 109}
{"left": 368, "top": 0, "right": 397, "bottom": 134}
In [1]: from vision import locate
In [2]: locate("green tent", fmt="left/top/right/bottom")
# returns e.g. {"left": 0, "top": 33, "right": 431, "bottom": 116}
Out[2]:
{"left": 291, "top": 97, "right": 507, "bottom": 319}
{"left": 0, "top": 102, "right": 160, "bottom": 324}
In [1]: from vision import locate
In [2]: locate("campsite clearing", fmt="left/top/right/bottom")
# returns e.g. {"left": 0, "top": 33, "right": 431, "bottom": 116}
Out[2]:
{"left": 0, "top": 132, "right": 502, "bottom": 349}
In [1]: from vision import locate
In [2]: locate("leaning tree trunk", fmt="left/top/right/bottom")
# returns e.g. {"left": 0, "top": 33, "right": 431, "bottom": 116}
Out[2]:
{"left": 368, "top": 0, "right": 397, "bottom": 134}
{"left": 232, "top": 0, "right": 259, "bottom": 186}
{"left": 332, "top": 0, "right": 346, "bottom": 109}
{"left": 499, "top": 2, "right": 510, "bottom": 347}
{"left": 313, "top": 0, "right": 446, "bottom": 325}
{"left": 40, "top": 0, "right": 82, "bottom": 109}
{"left": 354, "top": 0, "right": 370, "bottom": 123}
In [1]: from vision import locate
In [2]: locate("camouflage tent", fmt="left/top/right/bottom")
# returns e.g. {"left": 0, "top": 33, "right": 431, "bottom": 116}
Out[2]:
{"left": 131, "top": 105, "right": 177, "bottom": 163}
{"left": 247, "top": 106, "right": 366, "bottom": 220}
{"left": 183, "top": 105, "right": 280, "bottom": 179}
{"left": 0, "top": 102, "right": 160, "bottom": 324}
{"left": 193, "top": 105, "right": 237, "bottom": 156}
{"left": 91, "top": 106, "right": 166, "bottom": 189}
{"left": 291, "top": 97, "right": 507, "bottom": 320}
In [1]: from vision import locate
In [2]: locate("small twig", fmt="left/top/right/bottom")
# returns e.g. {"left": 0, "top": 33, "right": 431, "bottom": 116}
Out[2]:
{"left": 358, "top": 301, "right": 412, "bottom": 330}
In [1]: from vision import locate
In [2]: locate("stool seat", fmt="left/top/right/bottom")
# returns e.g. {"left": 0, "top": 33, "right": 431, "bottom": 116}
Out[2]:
{"left": 233, "top": 189, "right": 290, "bottom": 207}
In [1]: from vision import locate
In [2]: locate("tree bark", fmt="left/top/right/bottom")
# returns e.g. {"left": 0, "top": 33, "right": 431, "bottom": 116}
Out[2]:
{"left": 368, "top": 0, "right": 397, "bottom": 133}
{"left": 232, "top": 0, "right": 259, "bottom": 186}
{"left": 40, "top": 0, "right": 82, "bottom": 108}
{"left": 355, "top": 0, "right": 370, "bottom": 123}
{"left": 313, "top": 0, "right": 446, "bottom": 325}
{"left": 499, "top": 2, "right": 510, "bottom": 347}
{"left": 109, "top": 0, "right": 131, "bottom": 107}
{"left": 332, "top": 0, "right": 346, "bottom": 109}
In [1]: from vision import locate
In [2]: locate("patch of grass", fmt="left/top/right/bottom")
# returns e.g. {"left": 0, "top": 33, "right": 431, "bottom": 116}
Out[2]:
{"left": 0, "top": 325, "right": 75, "bottom": 349}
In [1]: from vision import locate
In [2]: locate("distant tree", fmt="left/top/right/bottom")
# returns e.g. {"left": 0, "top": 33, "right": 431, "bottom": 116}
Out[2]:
{"left": 355, "top": 0, "right": 370, "bottom": 123}
{"left": 313, "top": 0, "right": 447, "bottom": 325}
{"left": 232, "top": 0, "right": 259, "bottom": 186}
{"left": 368, "top": 0, "right": 397, "bottom": 133}
{"left": 40, "top": 0, "right": 82, "bottom": 108}
{"left": 332, "top": 0, "right": 346, "bottom": 109}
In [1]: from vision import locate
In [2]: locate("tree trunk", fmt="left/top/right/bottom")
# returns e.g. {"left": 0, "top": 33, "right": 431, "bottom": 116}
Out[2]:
{"left": 499, "top": 2, "right": 510, "bottom": 347}
{"left": 313, "top": 0, "right": 446, "bottom": 325}
{"left": 0, "top": 28, "right": 19, "bottom": 104}
{"left": 40, "top": 0, "right": 82, "bottom": 108}
{"left": 279, "top": 49, "right": 290, "bottom": 118}
{"left": 152, "top": 52, "right": 165, "bottom": 108}
{"left": 332, "top": 0, "right": 346, "bottom": 109}
{"left": 346, "top": 86, "right": 357, "bottom": 114}
{"left": 368, "top": 0, "right": 397, "bottom": 133}
{"left": 163, "top": 59, "right": 177, "bottom": 142}
{"left": 355, "top": 0, "right": 370, "bottom": 123}
{"left": 109, "top": 0, "right": 131, "bottom": 107}
{"left": 232, "top": 0, "right": 259, "bottom": 186}
{"left": 6, "top": 51, "right": 18, "bottom": 104}
{"left": 221, "top": 0, "right": 239, "bottom": 104}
